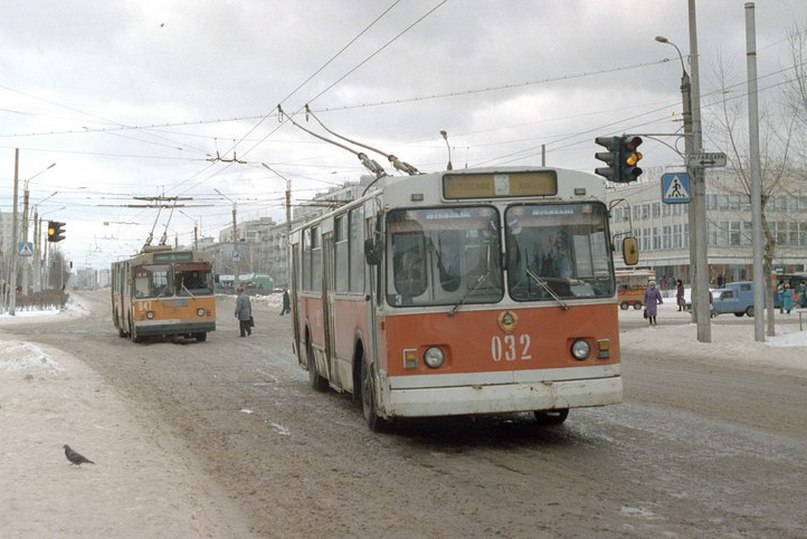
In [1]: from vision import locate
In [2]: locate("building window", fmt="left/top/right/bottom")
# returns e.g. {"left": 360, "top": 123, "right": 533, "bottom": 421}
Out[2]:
{"left": 662, "top": 225, "right": 671, "bottom": 249}
{"left": 730, "top": 221, "right": 741, "bottom": 246}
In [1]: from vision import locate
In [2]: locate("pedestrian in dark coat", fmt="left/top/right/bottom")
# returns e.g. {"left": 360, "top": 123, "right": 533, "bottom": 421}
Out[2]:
{"left": 644, "top": 280, "right": 663, "bottom": 326}
{"left": 675, "top": 279, "right": 685, "bottom": 311}
{"left": 280, "top": 288, "right": 290, "bottom": 315}
{"left": 234, "top": 287, "right": 252, "bottom": 337}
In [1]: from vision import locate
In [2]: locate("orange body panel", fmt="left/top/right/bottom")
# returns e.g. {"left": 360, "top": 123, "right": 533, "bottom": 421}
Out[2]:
{"left": 380, "top": 303, "right": 619, "bottom": 377}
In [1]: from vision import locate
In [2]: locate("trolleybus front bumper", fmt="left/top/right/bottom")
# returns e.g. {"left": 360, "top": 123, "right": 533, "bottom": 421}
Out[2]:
{"left": 381, "top": 369, "right": 622, "bottom": 418}
{"left": 134, "top": 320, "right": 216, "bottom": 337}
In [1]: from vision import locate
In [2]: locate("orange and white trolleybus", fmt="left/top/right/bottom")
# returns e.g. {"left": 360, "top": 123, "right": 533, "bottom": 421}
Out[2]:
{"left": 289, "top": 167, "right": 638, "bottom": 431}
{"left": 111, "top": 245, "right": 216, "bottom": 343}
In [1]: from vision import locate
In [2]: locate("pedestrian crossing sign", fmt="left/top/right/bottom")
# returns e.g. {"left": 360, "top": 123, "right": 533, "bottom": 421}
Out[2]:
{"left": 17, "top": 242, "right": 34, "bottom": 257}
{"left": 661, "top": 173, "right": 691, "bottom": 204}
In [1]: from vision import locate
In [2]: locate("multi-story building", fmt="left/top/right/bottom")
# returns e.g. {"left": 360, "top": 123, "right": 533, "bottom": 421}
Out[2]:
{"left": 607, "top": 167, "right": 807, "bottom": 290}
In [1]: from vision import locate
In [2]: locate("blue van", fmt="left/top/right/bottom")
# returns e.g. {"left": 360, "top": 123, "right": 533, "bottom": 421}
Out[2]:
{"left": 712, "top": 281, "right": 761, "bottom": 317}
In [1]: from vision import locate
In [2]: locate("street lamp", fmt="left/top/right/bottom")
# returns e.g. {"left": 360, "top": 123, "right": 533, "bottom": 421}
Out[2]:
{"left": 262, "top": 162, "right": 294, "bottom": 288}
{"left": 440, "top": 130, "right": 453, "bottom": 171}
{"left": 178, "top": 209, "right": 199, "bottom": 250}
{"left": 23, "top": 162, "right": 56, "bottom": 190}
{"left": 656, "top": 34, "right": 711, "bottom": 342}
{"left": 19, "top": 162, "right": 57, "bottom": 298}
{"left": 214, "top": 188, "right": 239, "bottom": 289}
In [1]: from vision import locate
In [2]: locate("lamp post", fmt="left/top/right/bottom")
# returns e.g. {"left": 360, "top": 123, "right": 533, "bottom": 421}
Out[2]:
{"left": 262, "top": 162, "right": 293, "bottom": 287}
{"left": 178, "top": 210, "right": 199, "bottom": 250}
{"left": 214, "top": 188, "right": 239, "bottom": 290}
{"left": 261, "top": 163, "right": 292, "bottom": 233}
{"left": 32, "top": 195, "right": 60, "bottom": 292}
{"left": 656, "top": 31, "right": 710, "bottom": 342}
{"left": 20, "top": 163, "right": 56, "bottom": 296}
{"left": 440, "top": 130, "right": 453, "bottom": 171}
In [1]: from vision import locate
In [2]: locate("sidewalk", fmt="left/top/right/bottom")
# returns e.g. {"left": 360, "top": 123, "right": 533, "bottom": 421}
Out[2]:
{"left": 619, "top": 300, "right": 807, "bottom": 375}
{"left": 0, "top": 308, "right": 251, "bottom": 537}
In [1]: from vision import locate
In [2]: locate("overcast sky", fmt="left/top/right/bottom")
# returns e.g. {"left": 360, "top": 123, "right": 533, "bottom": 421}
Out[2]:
{"left": 1, "top": 0, "right": 805, "bottom": 270}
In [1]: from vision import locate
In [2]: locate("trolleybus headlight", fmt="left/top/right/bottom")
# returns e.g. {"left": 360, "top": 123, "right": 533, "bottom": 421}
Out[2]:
{"left": 196, "top": 308, "right": 206, "bottom": 317}
{"left": 423, "top": 347, "right": 445, "bottom": 369}
{"left": 146, "top": 311, "right": 155, "bottom": 320}
{"left": 571, "top": 339, "right": 591, "bottom": 360}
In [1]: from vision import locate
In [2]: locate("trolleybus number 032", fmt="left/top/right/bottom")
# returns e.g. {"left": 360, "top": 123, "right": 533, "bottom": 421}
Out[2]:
{"left": 491, "top": 334, "right": 532, "bottom": 362}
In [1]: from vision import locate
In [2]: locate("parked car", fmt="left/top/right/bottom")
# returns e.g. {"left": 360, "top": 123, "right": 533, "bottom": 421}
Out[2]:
{"left": 683, "top": 286, "right": 717, "bottom": 316}
{"left": 711, "top": 281, "right": 762, "bottom": 317}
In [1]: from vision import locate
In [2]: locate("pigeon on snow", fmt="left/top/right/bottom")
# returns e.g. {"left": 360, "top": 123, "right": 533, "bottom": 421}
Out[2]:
{"left": 64, "top": 444, "right": 95, "bottom": 466}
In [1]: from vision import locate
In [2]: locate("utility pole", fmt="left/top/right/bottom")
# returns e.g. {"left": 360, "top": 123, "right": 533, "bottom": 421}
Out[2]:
{"left": 21, "top": 188, "right": 30, "bottom": 295}
{"left": 746, "top": 2, "right": 765, "bottom": 341}
{"left": 215, "top": 188, "right": 239, "bottom": 289}
{"left": 655, "top": 1, "right": 710, "bottom": 343}
{"left": 231, "top": 202, "right": 238, "bottom": 289}
{"left": 7, "top": 149, "right": 20, "bottom": 315}
{"left": 33, "top": 209, "right": 40, "bottom": 292}
{"left": 688, "top": 0, "right": 711, "bottom": 343}
{"left": 261, "top": 162, "right": 294, "bottom": 286}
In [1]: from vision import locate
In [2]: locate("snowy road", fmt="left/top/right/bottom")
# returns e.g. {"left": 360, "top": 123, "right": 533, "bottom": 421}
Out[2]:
{"left": 2, "top": 290, "right": 805, "bottom": 537}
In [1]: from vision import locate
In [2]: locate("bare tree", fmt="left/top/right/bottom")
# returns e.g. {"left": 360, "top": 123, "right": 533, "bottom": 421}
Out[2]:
{"left": 705, "top": 36, "right": 805, "bottom": 335}
{"left": 47, "top": 249, "right": 72, "bottom": 291}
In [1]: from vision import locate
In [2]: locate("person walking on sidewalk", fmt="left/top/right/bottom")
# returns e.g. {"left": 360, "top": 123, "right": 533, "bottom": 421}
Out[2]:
{"left": 280, "top": 288, "right": 290, "bottom": 316}
{"left": 235, "top": 287, "right": 252, "bottom": 337}
{"left": 644, "top": 280, "right": 663, "bottom": 326}
{"left": 676, "top": 279, "right": 685, "bottom": 311}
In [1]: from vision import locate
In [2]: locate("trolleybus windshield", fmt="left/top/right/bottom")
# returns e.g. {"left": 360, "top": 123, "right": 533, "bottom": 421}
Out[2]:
{"left": 386, "top": 206, "right": 503, "bottom": 307}
{"left": 505, "top": 202, "right": 614, "bottom": 301}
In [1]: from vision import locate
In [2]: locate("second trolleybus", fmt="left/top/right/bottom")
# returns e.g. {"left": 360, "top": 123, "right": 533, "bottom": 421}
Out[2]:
{"left": 111, "top": 245, "right": 216, "bottom": 343}
{"left": 288, "top": 166, "right": 638, "bottom": 431}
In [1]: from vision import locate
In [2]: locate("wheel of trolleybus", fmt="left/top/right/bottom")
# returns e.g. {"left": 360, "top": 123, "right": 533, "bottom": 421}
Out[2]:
{"left": 193, "top": 332, "right": 207, "bottom": 342}
{"left": 533, "top": 408, "right": 569, "bottom": 426}
{"left": 306, "top": 337, "right": 328, "bottom": 392}
{"left": 360, "top": 358, "right": 388, "bottom": 432}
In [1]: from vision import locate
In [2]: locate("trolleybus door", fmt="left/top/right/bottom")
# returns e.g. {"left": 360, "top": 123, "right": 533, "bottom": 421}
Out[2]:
{"left": 290, "top": 243, "right": 302, "bottom": 365}
{"left": 321, "top": 233, "right": 336, "bottom": 385}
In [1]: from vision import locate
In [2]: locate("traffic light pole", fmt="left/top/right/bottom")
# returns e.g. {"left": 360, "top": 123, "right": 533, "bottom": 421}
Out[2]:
{"left": 688, "top": 1, "right": 711, "bottom": 343}
{"left": 657, "top": 4, "right": 711, "bottom": 343}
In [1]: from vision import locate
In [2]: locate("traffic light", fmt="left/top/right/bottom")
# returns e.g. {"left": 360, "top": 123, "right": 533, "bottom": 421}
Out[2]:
{"left": 620, "top": 136, "right": 644, "bottom": 182}
{"left": 594, "top": 136, "right": 622, "bottom": 182}
{"left": 47, "top": 220, "right": 66, "bottom": 242}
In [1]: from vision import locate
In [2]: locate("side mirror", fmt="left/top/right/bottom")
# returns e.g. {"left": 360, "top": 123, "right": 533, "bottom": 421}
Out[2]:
{"left": 365, "top": 238, "right": 382, "bottom": 266}
{"left": 622, "top": 236, "right": 639, "bottom": 266}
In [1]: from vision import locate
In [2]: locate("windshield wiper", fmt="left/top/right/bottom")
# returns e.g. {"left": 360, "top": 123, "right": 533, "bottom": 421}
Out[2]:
{"left": 448, "top": 269, "right": 492, "bottom": 317}
{"left": 524, "top": 268, "right": 569, "bottom": 310}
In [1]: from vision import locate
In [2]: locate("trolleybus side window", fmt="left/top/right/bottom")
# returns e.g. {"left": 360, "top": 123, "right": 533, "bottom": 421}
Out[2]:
{"left": 335, "top": 215, "right": 349, "bottom": 293}
{"left": 310, "top": 227, "right": 322, "bottom": 293}
{"left": 349, "top": 207, "right": 365, "bottom": 293}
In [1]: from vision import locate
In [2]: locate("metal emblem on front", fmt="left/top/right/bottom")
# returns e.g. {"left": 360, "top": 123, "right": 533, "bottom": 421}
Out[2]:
{"left": 497, "top": 310, "right": 518, "bottom": 335}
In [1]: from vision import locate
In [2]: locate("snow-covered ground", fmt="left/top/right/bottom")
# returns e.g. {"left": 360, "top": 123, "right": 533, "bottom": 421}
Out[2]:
{"left": 0, "top": 293, "right": 804, "bottom": 536}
